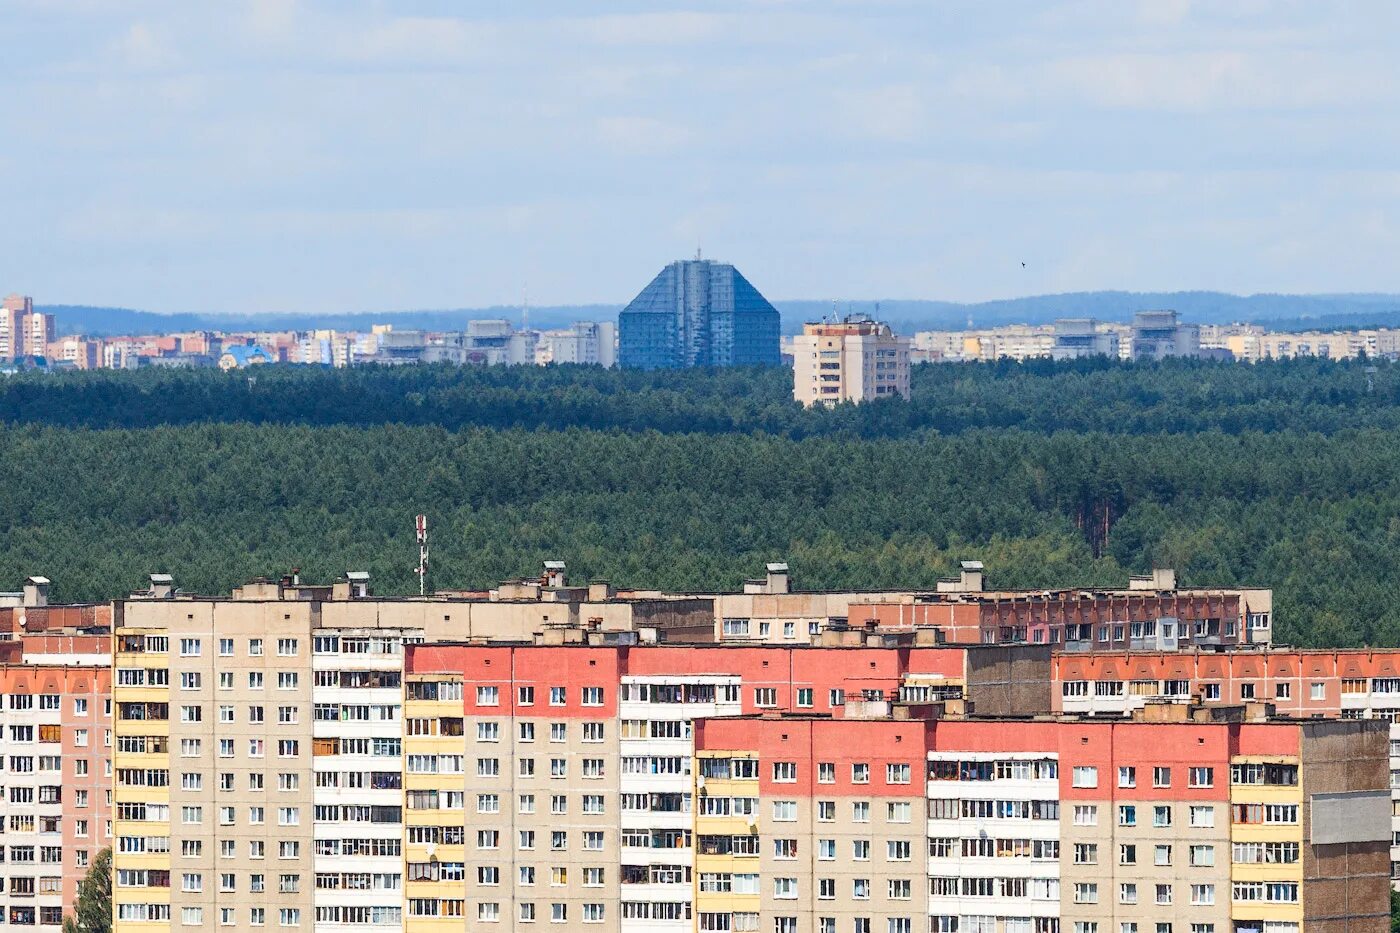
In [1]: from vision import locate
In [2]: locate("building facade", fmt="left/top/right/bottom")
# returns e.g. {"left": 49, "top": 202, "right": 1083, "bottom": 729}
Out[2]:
{"left": 0, "top": 295, "right": 55, "bottom": 360}
{"left": 792, "top": 316, "right": 911, "bottom": 407}
{"left": 618, "top": 259, "right": 781, "bottom": 370}
{"left": 1131, "top": 312, "right": 1201, "bottom": 361}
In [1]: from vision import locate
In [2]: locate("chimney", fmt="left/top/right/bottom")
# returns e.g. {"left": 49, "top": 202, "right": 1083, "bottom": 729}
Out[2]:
{"left": 22, "top": 576, "right": 50, "bottom": 607}
{"left": 148, "top": 573, "right": 175, "bottom": 599}
{"left": 765, "top": 563, "right": 790, "bottom": 595}
{"left": 542, "top": 561, "right": 567, "bottom": 589}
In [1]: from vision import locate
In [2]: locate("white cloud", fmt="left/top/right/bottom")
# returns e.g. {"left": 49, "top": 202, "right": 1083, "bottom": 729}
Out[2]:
{"left": 594, "top": 115, "right": 695, "bottom": 156}
{"left": 111, "top": 22, "right": 177, "bottom": 70}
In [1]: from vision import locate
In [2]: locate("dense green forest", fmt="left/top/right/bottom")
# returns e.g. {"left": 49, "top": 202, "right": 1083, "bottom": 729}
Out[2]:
{"left": 2, "top": 401, "right": 1399, "bottom": 646}
{"left": 3, "top": 357, "right": 1399, "bottom": 436}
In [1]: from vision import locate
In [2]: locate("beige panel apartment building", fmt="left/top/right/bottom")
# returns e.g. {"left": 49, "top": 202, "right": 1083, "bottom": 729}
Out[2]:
{"left": 793, "top": 316, "right": 910, "bottom": 406}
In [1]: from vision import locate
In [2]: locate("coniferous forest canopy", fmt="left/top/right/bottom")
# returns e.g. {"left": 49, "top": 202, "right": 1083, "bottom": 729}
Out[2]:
{"left": 3, "top": 358, "right": 1400, "bottom": 648}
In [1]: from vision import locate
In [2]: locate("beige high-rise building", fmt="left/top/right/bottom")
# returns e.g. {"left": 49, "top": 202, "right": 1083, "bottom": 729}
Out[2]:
{"left": 793, "top": 316, "right": 911, "bottom": 407}
{"left": 1, "top": 294, "right": 35, "bottom": 359}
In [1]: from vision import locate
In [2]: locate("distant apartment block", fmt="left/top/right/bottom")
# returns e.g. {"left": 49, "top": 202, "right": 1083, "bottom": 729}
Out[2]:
{"left": 792, "top": 315, "right": 911, "bottom": 406}
{"left": 1132, "top": 311, "right": 1202, "bottom": 361}
{"left": 912, "top": 324, "right": 1059, "bottom": 363}
{"left": 537, "top": 322, "right": 618, "bottom": 367}
{"left": 1050, "top": 319, "right": 1121, "bottom": 360}
{"left": 1201, "top": 324, "right": 1400, "bottom": 362}
{"left": 0, "top": 294, "right": 55, "bottom": 360}
{"left": 618, "top": 258, "right": 781, "bottom": 369}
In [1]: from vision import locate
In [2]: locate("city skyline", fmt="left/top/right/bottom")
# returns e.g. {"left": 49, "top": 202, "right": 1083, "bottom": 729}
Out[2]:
{"left": 4, "top": 2, "right": 1400, "bottom": 313}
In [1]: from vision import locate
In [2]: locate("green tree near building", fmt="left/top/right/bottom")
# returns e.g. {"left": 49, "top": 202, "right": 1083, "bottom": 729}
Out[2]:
{"left": 62, "top": 848, "right": 111, "bottom": 933}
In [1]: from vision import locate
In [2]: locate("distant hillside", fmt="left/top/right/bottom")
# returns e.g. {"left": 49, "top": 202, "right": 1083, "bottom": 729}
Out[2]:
{"left": 40, "top": 291, "right": 1400, "bottom": 337}
{"left": 775, "top": 292, "right": 1400, "bottom": 334}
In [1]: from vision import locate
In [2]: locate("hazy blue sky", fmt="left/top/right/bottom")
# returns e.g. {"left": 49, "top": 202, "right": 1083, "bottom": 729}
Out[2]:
{"left": 2, "top": 1, "right": 1398, "bottom": 314}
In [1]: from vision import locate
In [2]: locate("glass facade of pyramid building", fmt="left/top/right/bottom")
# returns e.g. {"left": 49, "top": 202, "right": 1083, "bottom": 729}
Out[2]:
{"left": 618, "top": 259, "right": 782, "bottom": 368}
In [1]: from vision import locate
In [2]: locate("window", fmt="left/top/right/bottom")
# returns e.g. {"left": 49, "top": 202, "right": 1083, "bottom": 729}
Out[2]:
{"left": 818, "top": 762, "right": 835, "bottom": 783}
{"left": 1154, "top": 805, "right": 1172, "bottom": 827}
{"left": 1190, "top": 844, "right": 1215, "bottom": 866}
{"left": 886, "top": 762, "right": 911, "bottom": 784}
{"left": 1153, "top": 766, "right": 1172, "bottom": 787}
{"left": 1120, "top": 883, "right": 1137, "bottom": 904}
{"left": 1118, "top": 766, "right": 1136, "bottom": 787}
{"left": 1189, "top": 805, "right": 1215, "bottom": 828}
{"left": 581, "top": 687, "right": 603, "bottom": 706}
{"left": 1311, "top": 682, "right": 1326, "bottom": 700}
{"left": 772, "top": 762, "right": 797, "bottom": 782}
{"left": 797, "top": 688, "right": 813, "bottom": 707}
{"left": 772, "top": 801, "right": 796, "bottom": 822}
{"left": 1118, "top": 805, "right": 1136, "bottom": 826}
{"left": 1155, "top": 844, "right": 1172, "bottom": 866}
{"left": 476, "top": 686, "right": 499, "bottom": 706}
{"left": 1073, "top": 804, "right": 1097, "bottom": 826}
{"left": 1074, "top": 883, "right": 1098, "bottom": 904}
{"left": 1191, "top": 884, "right": 1215, "bottom": 905}
{"left": 550, "top": 686, "right": 566, "bottom": 706}
{"left": 1072, "top": 766, "right": 1098, "bottom": 788}
{"left": 1275, "top": 682, "right": 1290, "bottom": 699}
{"left": 1189, "top": 767, "right": 1213, "bottom": 788}
{"left": 754, "top": 688, "right": 777, "bottom": 707}
{"left": 1155, "top": 883, "right": 1173, "bottom": 905}
{"left": 852, "top": 762, "right": 869, "bottom": 783}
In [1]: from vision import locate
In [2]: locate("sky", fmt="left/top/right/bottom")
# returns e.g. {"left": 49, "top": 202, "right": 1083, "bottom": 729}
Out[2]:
{"left": 2, "top": 0, "right": 1399, "bottom": 315}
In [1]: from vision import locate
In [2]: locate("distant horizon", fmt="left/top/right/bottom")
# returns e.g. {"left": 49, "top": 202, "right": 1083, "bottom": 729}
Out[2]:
{"left": 31, "top": 288, "right": 1400, "bottom": 339}
{"left": 35, "top": 288, "right": 1400, "bottom": 321}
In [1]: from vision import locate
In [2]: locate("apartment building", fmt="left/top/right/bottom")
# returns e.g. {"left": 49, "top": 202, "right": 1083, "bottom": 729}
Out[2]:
{"left": 710, "top": 565, "right": 1272, "bottom": 651}
{"left": 0, "top": 295, "right": 55, "bottom": 361}
{"left": 0, "top": 579, "right": 114, "bottom": 932}
{"left": 1131, "top": 312, "right": 1201, "bottom": 361}
{"left": 111, "top": 578, "right": 469, "bottom": 933}
{"left": 690, "top": 714, "right": 1387, "bottom": 933}
{"left": 92, "top": 560, "right": 1399, "bottom": 933}
{"left": 389, "top": 640, "right": 1055, "bottom": 933}
{"left": 792, "top": 316, "right": 911, "bottom": 406}
{"left": 1052, "top": 648, "right": 1400, "bottom": 888}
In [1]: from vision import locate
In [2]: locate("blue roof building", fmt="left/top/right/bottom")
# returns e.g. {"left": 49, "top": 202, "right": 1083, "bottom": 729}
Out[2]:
{"left": 618, "top": 258, "right": 781, "bottom": 369}
{"left": 218, "top": 344, "right": 274, "bottom": 370}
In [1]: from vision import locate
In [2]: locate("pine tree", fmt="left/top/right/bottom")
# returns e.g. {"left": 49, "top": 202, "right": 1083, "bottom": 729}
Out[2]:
{"left": 62, "top": 848, "right": 111, "bottom": 933}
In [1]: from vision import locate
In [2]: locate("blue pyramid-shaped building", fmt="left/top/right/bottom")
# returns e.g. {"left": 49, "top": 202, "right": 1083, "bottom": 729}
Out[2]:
{"left": 618, "top": 259, "right": 781, "bottom": 369}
